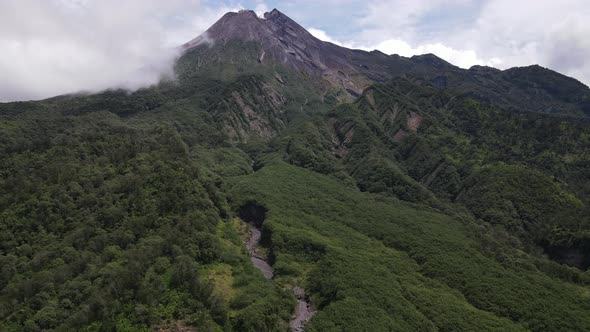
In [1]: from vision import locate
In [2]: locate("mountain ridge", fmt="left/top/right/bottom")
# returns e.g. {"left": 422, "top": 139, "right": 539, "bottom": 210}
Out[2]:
{"left": 177, "top": 8, "right": 590, "bottom": 118}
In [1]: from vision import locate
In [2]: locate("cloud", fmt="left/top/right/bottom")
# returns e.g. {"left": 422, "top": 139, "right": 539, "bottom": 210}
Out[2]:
{"left": 0, "top": 0, "right": 230, "bottom": 102}
{"left": 307, "top": 28, "right": 343, "bottom": 46}
{"left": 374, "top": 40, "right": 502, "bottom": 68}
{"left": 308, "top": 27, "right": 500, "bottom": 69}
{"left": 348, "top": 0, "right": 590, "bottom": 85}
{"left": 463, "top": 0, "right": 590, "bottom": 85}
{"left": 254, "top": 0, "right": 269, "bottom": 18}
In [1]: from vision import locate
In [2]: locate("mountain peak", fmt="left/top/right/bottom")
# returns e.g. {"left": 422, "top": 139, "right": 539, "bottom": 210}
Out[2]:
{"left": 264, "top": 8, "right": 284, "bottom": 18}
{"left": 193, "top": 7, "right": 314, "bottom": 45}
{"left": 205, "top": 9, "right": 267, "bottom": 42}
{"left": 180, "top": 8, "right": 401, "bottom": 96}
{"left": 410, "top": 53, "right": 454, "bottom": 69}
{"left": 183, "top": 8, "right": 325, "bottom": 69}
{"left": 263, "top": 8, "right": 298, "bottom": 25}
{"left": 264, "top": 8, "right": 314, "bottom": 40}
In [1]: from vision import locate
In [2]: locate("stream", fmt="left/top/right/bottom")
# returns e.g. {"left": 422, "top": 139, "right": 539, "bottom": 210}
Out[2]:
{"left": 244, "top": 222, "right": 316, "bottom": 331}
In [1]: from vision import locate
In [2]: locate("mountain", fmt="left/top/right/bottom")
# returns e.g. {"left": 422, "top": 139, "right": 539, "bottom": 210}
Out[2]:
{"left": 183, "top": 9, "right": 590, "bottom": 116}
{"left": 183, "top": 9, "right": 394, "bottom": 96}
{"left": 1, "top": 8, "right": 590, "bottom": 332}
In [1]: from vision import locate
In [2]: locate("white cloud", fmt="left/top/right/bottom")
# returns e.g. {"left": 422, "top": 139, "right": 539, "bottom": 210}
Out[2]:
{"left": 464, "top": 0, "right": 590, "bottom": 84}
{"left": 370, "top": 40, "right": 502, "bottom": 68}
{"left": 0, "top": 0, "right": 230, "bottom": 102}
{"left": 350, "top": 0, "right": 590, "bottom": 85}
{"left": 254, "top": 1, "right": 269, "bottom": 18}
{"left": 308, "top": 28, "right": 342, "bottom": 45}
{"left": 309, "top": 27, "right": 500, "bottom": 69}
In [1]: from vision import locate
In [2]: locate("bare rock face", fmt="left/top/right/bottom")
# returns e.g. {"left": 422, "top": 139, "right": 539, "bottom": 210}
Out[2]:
{"left": 183, "top": 9, "right": 393, "bottom": 95}
{"left": 187, "top": 10, "right": 273, "bottom": 46}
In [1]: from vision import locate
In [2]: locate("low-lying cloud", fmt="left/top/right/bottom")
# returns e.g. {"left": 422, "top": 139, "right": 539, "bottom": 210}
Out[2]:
{"left": 308, "top": 28, "right": 501, "bottom": 69}
{"left": 0, "top": 0, "right": 231, "bottom": 102}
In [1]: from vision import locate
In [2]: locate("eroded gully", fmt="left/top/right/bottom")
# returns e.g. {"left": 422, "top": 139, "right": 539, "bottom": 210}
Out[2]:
{"left": 243, "top": 222, "right": 315, "bottom": 331}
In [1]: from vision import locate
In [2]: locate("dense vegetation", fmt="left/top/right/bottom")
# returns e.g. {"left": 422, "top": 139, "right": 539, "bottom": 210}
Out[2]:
{"left": 228, "top": 160, "right": 590, "bottom": 331}
{"left": 0, "top": 93, "right": 295, "bottom": 331}
{"left": 2, "top": 38, "right": 590, "bottom": 331}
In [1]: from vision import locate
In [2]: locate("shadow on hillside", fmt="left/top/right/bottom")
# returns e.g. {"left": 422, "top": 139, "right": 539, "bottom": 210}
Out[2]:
{"left": 238, "top": 201, "right": 267, "bottom": 228}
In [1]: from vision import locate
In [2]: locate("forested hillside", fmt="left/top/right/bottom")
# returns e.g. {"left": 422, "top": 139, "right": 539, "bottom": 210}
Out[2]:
{"left": 2, "top": 8, "right": 590, "bottom": 332}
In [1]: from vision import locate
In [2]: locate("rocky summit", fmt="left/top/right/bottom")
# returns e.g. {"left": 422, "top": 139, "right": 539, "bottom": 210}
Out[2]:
{"left": 2, "top": 7, "right": 590, "bottom": 332}
{"left": 184, "top": 9, "right": 393, "bottom": 96}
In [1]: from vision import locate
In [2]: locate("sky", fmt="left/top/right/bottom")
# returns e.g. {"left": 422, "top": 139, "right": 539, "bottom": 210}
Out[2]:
{"left": 1, "top": 0, "right": 589, "bottom": 101}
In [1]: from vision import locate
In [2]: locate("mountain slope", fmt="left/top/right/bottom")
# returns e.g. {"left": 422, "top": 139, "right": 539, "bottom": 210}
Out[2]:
{"left": 228, "top": 160, "right": 590, "bottom": 331}
{"left": 183, "top": 9, "right": 590, "bottom": 117}
{"left": 183, "top": 9, "right": 395, "bottom": 96}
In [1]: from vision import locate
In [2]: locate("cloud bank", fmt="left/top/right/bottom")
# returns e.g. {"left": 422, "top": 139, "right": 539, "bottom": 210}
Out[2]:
{"left": 0, "top": 0, "right": 231, "bottom": 102}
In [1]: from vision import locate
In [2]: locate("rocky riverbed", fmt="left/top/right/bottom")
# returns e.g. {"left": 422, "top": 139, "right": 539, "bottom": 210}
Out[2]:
{"left": 245, "top": 223, "right": 274, "bottom": 279}
{"left": 243, "top": 222, "right": 315, "bottom": 331}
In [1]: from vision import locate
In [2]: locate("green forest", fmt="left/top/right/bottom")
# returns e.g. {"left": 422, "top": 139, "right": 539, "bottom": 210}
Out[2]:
{"left": 1, "top": 36, "right": 590, "bottom": 331}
